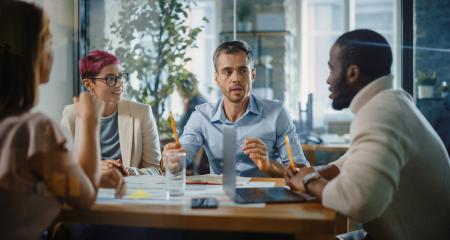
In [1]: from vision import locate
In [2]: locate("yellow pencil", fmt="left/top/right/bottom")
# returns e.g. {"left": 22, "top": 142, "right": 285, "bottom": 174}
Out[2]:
{"left": 169, "top": 111, "right": 179, "bottom": 145}
{"left": 284, "top": 135, "right": 296, "bottom": 170}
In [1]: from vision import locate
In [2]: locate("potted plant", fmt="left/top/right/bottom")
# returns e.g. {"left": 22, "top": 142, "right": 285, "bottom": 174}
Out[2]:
{"left": 416, "top": 70, "right": 437, "bottom": 99}
{"left": 106, "top": 0, "right": 207, "bottom": 137}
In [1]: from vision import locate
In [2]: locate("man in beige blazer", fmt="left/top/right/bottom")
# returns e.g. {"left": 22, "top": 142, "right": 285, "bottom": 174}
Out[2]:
{"left": 285, "top": 29, "right": 450, "bottom": 240}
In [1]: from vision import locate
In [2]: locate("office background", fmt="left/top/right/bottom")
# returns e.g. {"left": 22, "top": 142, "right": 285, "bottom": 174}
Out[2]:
{"left": 33, "top": 0, "right": 450, "bottom": 153}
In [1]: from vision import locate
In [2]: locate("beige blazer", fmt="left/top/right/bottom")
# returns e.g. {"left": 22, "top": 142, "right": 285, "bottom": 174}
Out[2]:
{"left": 61, "top": 100, "right": 161, "bottom": 175}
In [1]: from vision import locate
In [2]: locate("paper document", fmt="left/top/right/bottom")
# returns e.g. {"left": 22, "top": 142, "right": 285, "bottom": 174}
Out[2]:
{"left": 95, "top": 175, "right": 265, "bottom": 207}
{"left": 238, "top": 182, "right": 276, "bottom": 188}
{"left": 186, "top": 174, "right": 251, "bottom": 185}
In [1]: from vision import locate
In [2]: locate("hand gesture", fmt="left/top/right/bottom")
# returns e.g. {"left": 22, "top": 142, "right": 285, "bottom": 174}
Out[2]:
{"left": 101, "top": 159, "right": 128, "bottom": 176}
{"left": 73, "top": 92, "right": 104, "bottom": 121}
{"left": 243, "top": 138, "right": 270, "bottom": 171}
{"left": 284, "top": 165, "right": 315, "bottom": 192}
{"left": 99, "top": 168, "right": 127, "bottom": 198}
{"left": 161, "top": 142, "right": 185, "bottom": 171}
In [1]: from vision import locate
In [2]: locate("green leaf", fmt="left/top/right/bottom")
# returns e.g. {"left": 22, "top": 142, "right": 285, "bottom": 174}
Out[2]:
{"left": 106, "top": 0, "right": 205, "bottom": 132}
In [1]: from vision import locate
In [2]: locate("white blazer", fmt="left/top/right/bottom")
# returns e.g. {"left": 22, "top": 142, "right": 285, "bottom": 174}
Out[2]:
{"left": 61, "top": 99, "right": 162, "bottom": 175}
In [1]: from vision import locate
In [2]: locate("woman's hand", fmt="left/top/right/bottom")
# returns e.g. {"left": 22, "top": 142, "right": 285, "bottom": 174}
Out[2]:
{"left": 73, "top": 92, "right": 104, "bottom": 121}
{"left": 101, "top": 159, "right": 128, "bottom": 176}
{"left": 99, "top": 168, "right": 127, "bottom": 198}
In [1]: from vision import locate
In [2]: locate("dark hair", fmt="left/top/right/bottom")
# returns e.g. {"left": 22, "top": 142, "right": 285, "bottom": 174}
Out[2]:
{"left": 213, "top": 40, "right": 254, "bottom": 71}
{"left": 0, "top": 0, "right": 44, "bottom": 119}
{"left": 334, "top": 29, "right": 392, "bottom": 81}
{"left": 79, "top": 50, "right": 120, "bottom": 79}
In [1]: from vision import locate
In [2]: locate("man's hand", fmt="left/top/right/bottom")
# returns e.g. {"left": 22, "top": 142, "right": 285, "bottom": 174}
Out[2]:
{"left": 243, "top": 138, "right": 270, "bottom": 171}
{"left": 99, "top": 168, "right": 126, "bottom": 198}
{"left": 161, "top": 142, "right": 185, "bottom": 171}
{"left": 101, "top": 159, "right": 128, "bottom": 176}
{"left": 284, "top": 166, "right": 315, "bottom": 192}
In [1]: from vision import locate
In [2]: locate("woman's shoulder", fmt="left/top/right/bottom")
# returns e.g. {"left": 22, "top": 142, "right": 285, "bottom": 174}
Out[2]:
{"left": 21, "top": 112, "right": 68, "bottom": 141}
{"left": 121, "top": 99, "right": 148, "bottom": 108}
{"left": 0, "top": 111, "right": 70, "bottom": 154}
{"left": 1, "top": 111, "right": 54, "bottom": 129}
{"left": 119, "top": 99, "right": 152, "bottom": 114}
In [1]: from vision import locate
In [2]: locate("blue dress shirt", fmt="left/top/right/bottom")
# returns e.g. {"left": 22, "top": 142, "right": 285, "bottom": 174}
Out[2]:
{"left": 180, "top": 94, "right": 308, "bottom": 177}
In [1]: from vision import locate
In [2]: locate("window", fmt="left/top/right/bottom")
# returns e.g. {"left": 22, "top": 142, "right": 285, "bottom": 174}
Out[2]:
{"left": 170, "top": 0, "right": 219, "bottom": 115}
{"left": 413, "top": 0, "right": 450, "bottom": 152}
{"left": 301, "top": 0, "right": 400, "bottom": 139}
{"left": 80, "top": 0, "right": 400, "bottom": 141}
{"left": 184, "top": 0, "right": 400, "bottom": 140}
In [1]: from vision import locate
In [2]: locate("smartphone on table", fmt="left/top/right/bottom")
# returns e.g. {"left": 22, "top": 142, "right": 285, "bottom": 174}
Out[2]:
{"left": 191, "top": 197, "right": 218, "bottom": 209}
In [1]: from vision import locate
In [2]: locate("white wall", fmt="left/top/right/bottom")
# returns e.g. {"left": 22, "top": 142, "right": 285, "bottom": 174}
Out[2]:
{"left": 34, "top": 0, "right": 76, "bottom": 122}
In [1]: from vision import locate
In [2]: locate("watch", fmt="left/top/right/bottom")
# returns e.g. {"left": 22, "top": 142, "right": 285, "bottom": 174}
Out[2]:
{"left": 302, "top": 171, "right": 322, "bottom": 193}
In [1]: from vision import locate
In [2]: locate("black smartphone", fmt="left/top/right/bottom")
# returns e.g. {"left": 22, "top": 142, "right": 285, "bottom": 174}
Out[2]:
{"left": 191, "top": 197, "right": 218, "bottom": 209}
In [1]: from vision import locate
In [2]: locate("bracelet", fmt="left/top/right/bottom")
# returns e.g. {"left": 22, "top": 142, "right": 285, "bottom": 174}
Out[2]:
{"left": 302, "top": 171, "right": 322, "bottom": 193}
{"left": 159, "top": 159, "right": 165, "bottom": 173}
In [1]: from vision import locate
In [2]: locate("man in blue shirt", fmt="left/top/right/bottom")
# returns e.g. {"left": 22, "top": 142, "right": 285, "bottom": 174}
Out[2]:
{"left": 162, "top": 40, "right": 308, "bottom": 177}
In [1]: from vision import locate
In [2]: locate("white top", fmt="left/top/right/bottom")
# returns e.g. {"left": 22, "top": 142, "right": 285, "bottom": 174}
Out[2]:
{"left": 61, "top": 99, "right": 162, "bottom": 175}
{"left": 0, "top": 112, "right": 69, "bottom": 239}
{"left": 323, "top": 75, "right": 450, "bottom": 240}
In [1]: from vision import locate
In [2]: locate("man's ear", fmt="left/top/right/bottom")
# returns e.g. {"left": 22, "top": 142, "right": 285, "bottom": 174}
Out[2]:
{"left": 214, "top": 71, "right": 218, "bottom": 84}
{"left": 251, "top": 68, "right": 256, "bottom": 81}
{"left": 346, "top": 65, "right": 360, "bottom": 85}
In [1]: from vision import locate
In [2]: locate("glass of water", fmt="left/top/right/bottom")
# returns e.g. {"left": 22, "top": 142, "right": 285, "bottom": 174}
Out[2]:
{"left": 164, "top": 151, "right": 186, "bottom": 197}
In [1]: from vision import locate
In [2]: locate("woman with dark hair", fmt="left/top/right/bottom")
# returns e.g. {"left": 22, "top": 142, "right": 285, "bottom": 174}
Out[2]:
{"left": 0, "top": 1, "right": 124, "bottom": 239}
{"left": 61, "top": 50, "right": 162, "bottom": 177}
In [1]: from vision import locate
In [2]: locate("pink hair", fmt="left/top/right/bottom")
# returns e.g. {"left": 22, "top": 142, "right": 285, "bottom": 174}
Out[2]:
{"left": 79, "top": 50, "right": 120, "bottom": 78}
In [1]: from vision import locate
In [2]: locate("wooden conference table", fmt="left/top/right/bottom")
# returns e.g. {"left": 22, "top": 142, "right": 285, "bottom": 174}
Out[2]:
{"left": 57, "top": 178, "right": 346, "bottom": 240}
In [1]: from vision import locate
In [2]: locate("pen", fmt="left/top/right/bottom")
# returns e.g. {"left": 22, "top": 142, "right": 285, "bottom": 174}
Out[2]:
{"left": 284, "top": 135, "right": 296, "bottom": 170}
{"left": 169, "top": 111, "right": 179, "bottom": 146}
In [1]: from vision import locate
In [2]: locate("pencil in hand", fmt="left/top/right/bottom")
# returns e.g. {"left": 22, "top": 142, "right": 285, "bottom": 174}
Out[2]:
{"left": 169, "top": 111, "right": 179, "bottom": 146}
{"left": 284, "top": 135, "right": 296, "bottom": 171}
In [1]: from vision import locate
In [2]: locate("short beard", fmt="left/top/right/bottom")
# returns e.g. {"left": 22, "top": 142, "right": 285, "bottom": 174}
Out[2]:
{"left": 331, "top": 68, "right": 359, "bottom": 110}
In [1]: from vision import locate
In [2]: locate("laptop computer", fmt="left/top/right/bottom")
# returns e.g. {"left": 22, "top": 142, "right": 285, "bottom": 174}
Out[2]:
{"left": 222, "top": 126, "right": 314, "bottom": 204}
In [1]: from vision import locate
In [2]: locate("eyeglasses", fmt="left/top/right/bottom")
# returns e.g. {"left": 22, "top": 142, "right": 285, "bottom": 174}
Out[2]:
{"left": 88, "top": 72, "right": 129, "bottom": 87}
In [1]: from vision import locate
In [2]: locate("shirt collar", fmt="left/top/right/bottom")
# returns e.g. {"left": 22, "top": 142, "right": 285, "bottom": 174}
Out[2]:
{"left": 210, "top": 94, "right": 262, "bottom": 123}
{"left": 350, "top": 74, "right": 394, "bottom": 114}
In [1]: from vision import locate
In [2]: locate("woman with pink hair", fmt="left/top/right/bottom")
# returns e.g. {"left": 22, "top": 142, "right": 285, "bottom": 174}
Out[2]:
{"left": 61, "top": 50, "right": 162, "bottom": 185}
